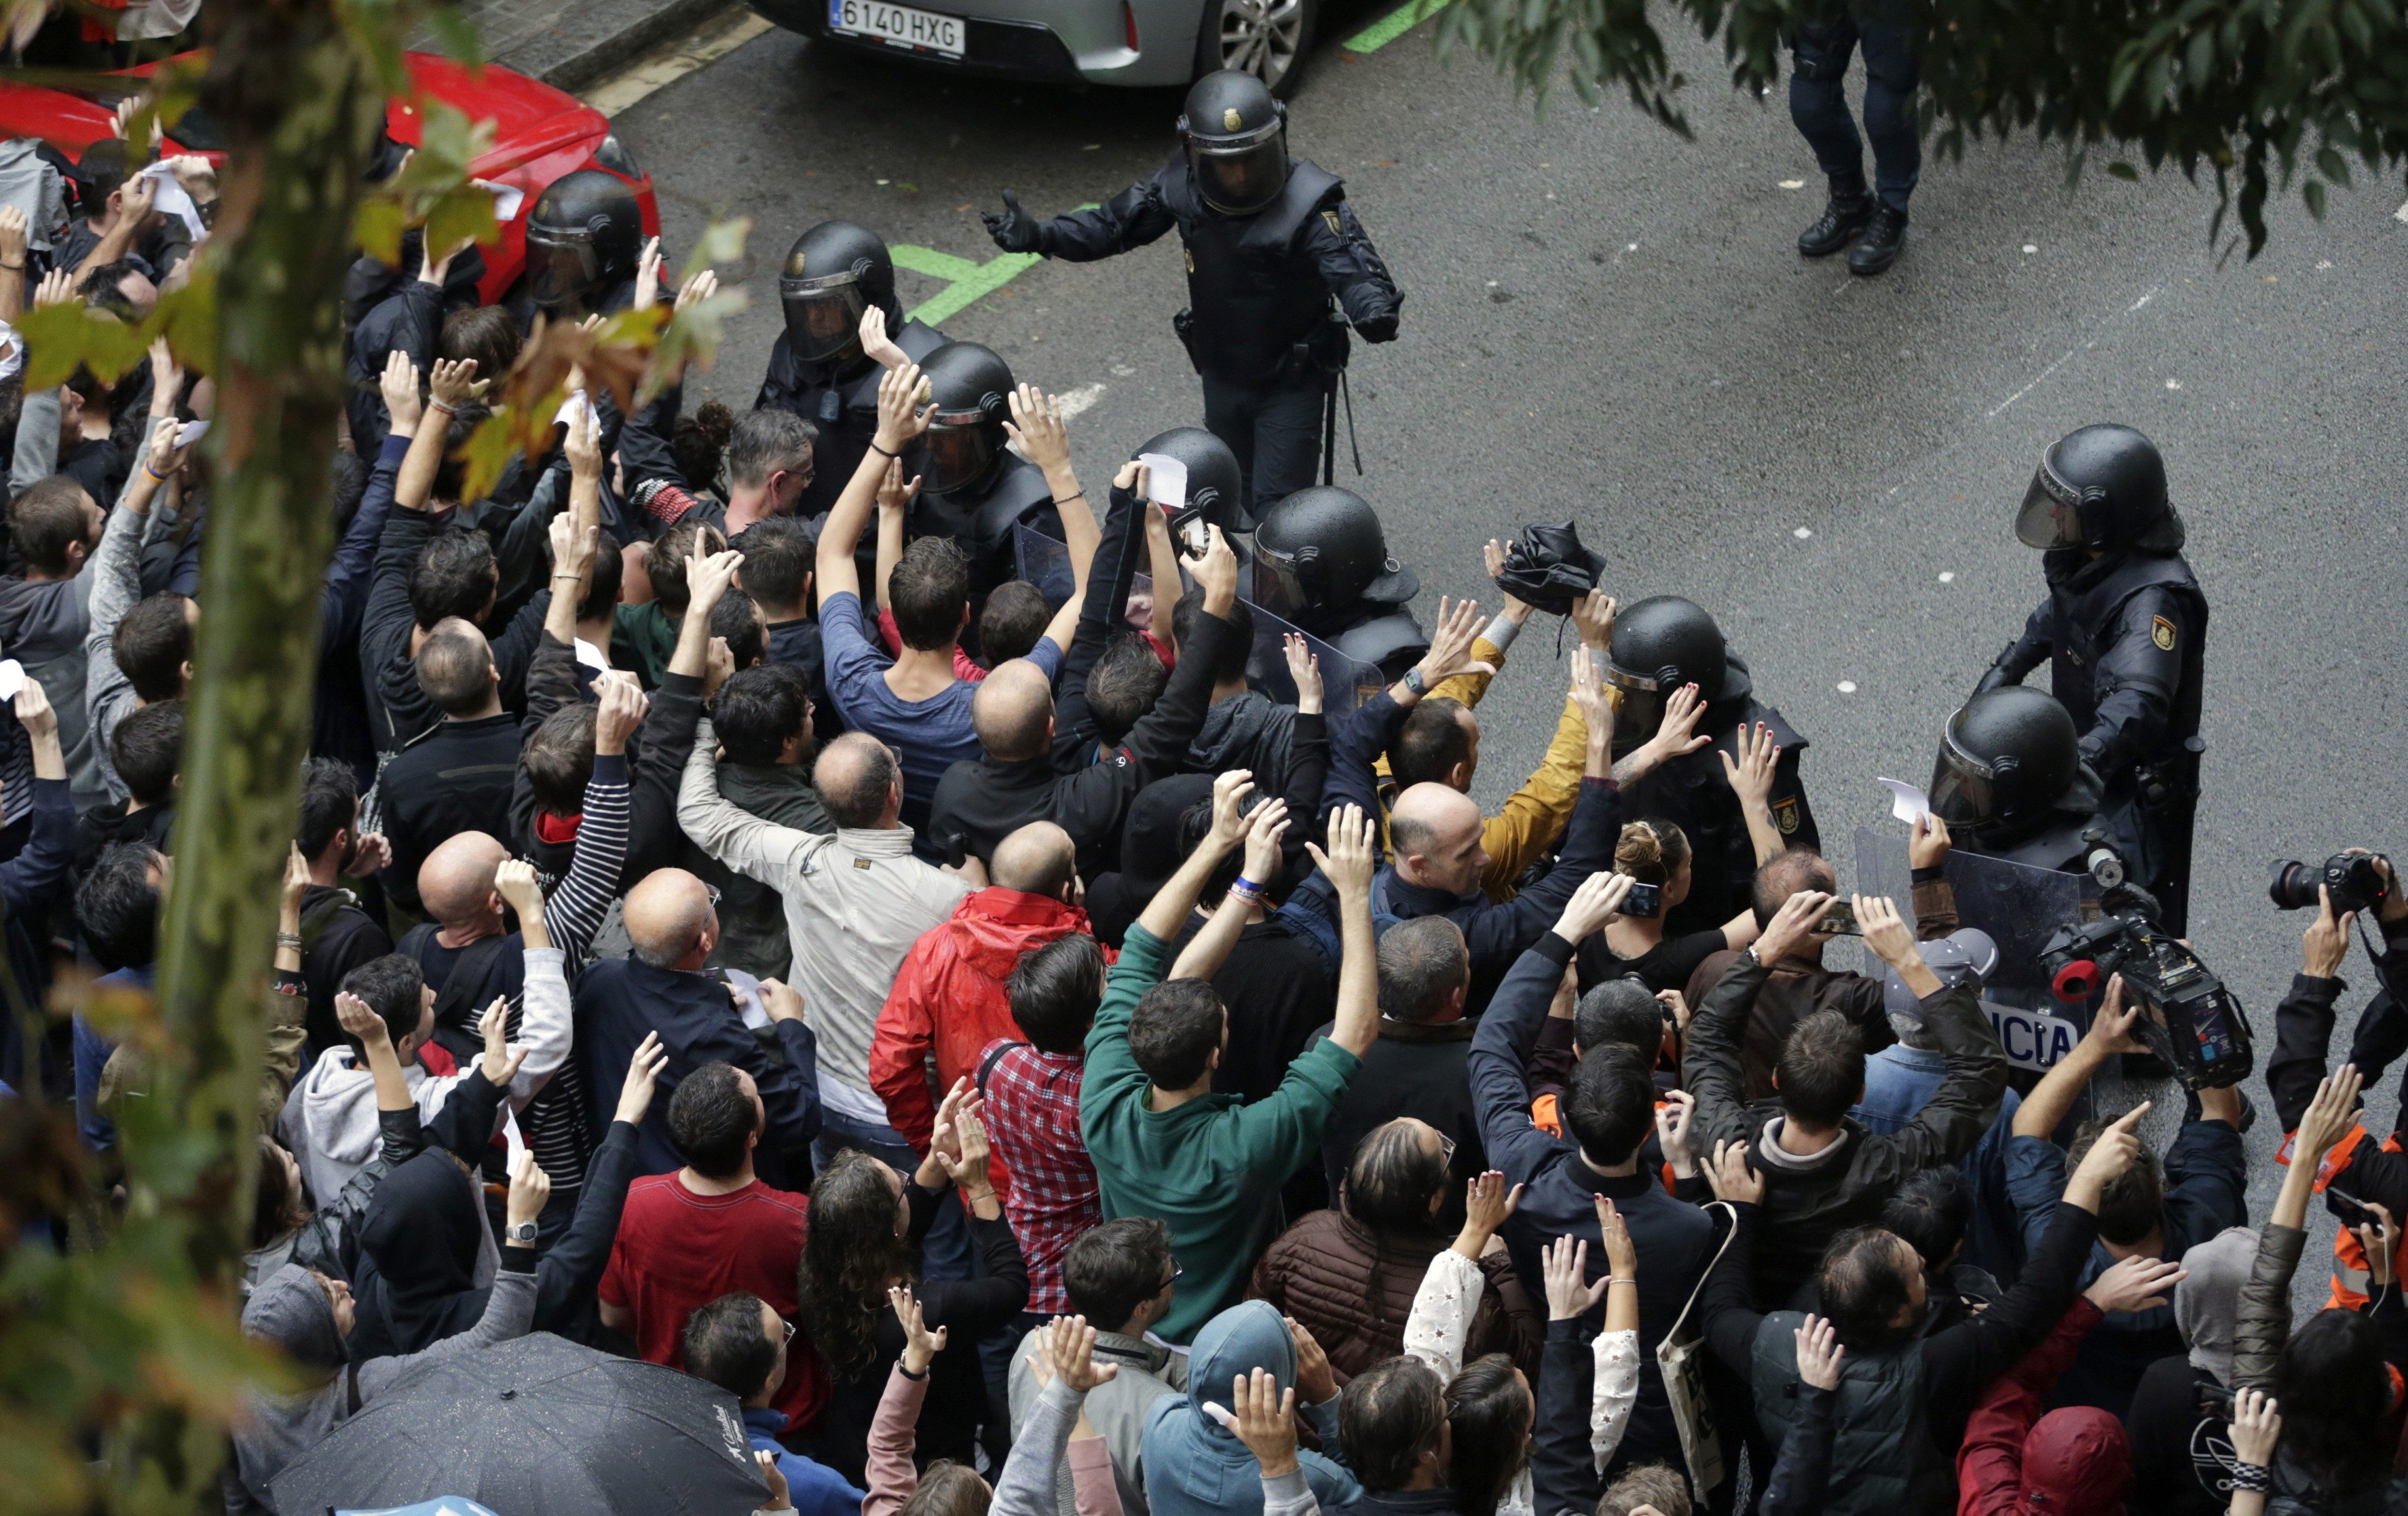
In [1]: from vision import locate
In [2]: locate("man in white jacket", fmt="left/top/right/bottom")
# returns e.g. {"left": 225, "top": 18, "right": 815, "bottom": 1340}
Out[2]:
{"left": 278, "top": 859, "right": 574, "bottom": 1206}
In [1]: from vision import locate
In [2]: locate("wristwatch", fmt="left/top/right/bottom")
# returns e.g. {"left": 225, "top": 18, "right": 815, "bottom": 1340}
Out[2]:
{"left": 1401, "top": 666, "right": 1428, "bottom": 695}
{"left": 504, "top": 1220, "right": 538, "bottom": 1246}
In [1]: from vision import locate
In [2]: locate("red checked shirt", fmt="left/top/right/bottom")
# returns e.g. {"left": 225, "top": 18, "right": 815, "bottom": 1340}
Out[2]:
{"left": 977, "top": 1038, "right": 1098, "bottom": 1314}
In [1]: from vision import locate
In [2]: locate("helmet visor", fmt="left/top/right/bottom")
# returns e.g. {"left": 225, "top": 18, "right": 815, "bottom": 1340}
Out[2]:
{"left": 2013, "top": 459, "right": 2086, "bottom": 550}
{"left": 914, "top": 412, "right": 996, "bottom": 497}
{"left": 778, "top": 272, "right": 868, "bottom": 365}
{"left": 1187, "top": 126, "right": 1287, "bottom": 216}
{"left": 1929, "top": 713, "right": 1997, "bottom": 825}
{"left": 526, "top": 226, "right": 600, "bottom": 311}
{"left": 1249, "top": 544, "right": 1310, "bottom": 621}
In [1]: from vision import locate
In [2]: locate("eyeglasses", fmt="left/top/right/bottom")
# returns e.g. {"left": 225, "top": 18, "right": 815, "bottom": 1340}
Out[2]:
{"left": 780, "top": 1319, "right": 796, "bottom": 1344}
{"left": 1437, "top": 1133, "right": 1457, "bottom": 1168}
{"left": 704, "top": 882, "right": 722, "bottom": 910}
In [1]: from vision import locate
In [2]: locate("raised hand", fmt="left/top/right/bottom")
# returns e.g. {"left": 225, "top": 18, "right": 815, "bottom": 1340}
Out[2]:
{"left": 1456, "top": 1170, "right": 1521, "bottom": 1258}
{"left": 1282, "top": 633, "right": 1323, "bottom": 715}
{"left": 1907, "top": 810, "right": 1952, "bottom": 872}
{"left": 1716, "top": 722, "right": 1778, "bottom": 806}
{"left": 1541, "top": 1235, "right": 1607, "bottom": 1322}
{"left": 1039, "top": 1314, "right": 1120, "bottom": 1394}
{"left": 32, "top": 267, "right": 74, "bottom": 309}
{"left": 1752, "top": 888, "right": 1835, "bottom": 965}
{"left": 1793, "top": 1314, "right": 1843, "bottom": 1391}
{"left": 675, "top": 268, "right": 719, "bottom": 312}
{"left": 1572, "top": 587, "right": 1616, "bottom": 650}
{"left": 2297, "top": 1066, "right": 2365, "bottom": 1161}
{"left": 890, "top": 1285, "right": 949, "bottom": 1375}
{"left": 1194, "top": 524, "right": 1238, "bottom": 610}
{"left": 615, "top": 1030, "right": 669, "bottom": 1126}
{"left": 2304, "top": 886, "right": 2354, "bottom": 978}
{"left": 633, "top": 235, "right": 663, "bottom": 311}
{"left": 1410, "top": 597, "right": 1494, "bottom": 691}
{"left": 873, "top": 361, "right": 932, "bottom": 454}
{"left": 2227, "top": 1387, "right": 2280, "bottom": 1469}
{"left": 1003, "top": 382, "right": 1070, "bottom": 473}
{"left": 1645, "top": 682, "right": 1714, "bottom": 763}
{"left": 563, "top": 402, "right": 604, "bottom": 482}
{"left": 281, "top": 840, "right": 311, "bottom": 915}
{"left": 1308, "top": 803, "right": 1377, "bottom": 903}
{"left": 755, "top": 1450, "right": 790, "bottom": 1514}
{"left": 2068, "top": 1102, "right": 2153, "bottom": 1196}
{"left": 428, "top": 356, "right": 483, "bottom": 410}
{"left": 858, "top": 303, "right": 907, "bottom": 368}
{"left": 683, "top": 545, "right": 745, "bottom": 621}
{"left": 1656, "top": 1089, "right": 1697, "bottom": 1178}
{"left": 1206, "top": 770, "right": 1256, "bottom": 850}
{"left": 506, "top": 1151, "right": 550, "bottom": 1231}
{"left": 875, "top": 455, "right": 922, "bottom": 515}
{"left": 1240, "top": 798, "right": 1289, "bottom": 888}
{"left": 335, "top": 990, "right": 390, "bottom": 1049}
{"left": 1855, "top": 895, "right": 1923, "bottom": 972}
{"left": 594, "top": 673, "right": 648, "bottom": 756}
{"left": 380, "top": 349, "right": 423, "bottom": 433}
{"left": 982, "top": 190, "right": 1045, "bottom": 253}
{"left": 494, "top": 858, "right": 545, "bottom": 920}
{"left": 14, "top": 677, "right": 57, "bottom": 745}
{"left": 1597, "top": 1194, "right": 1637, "bottom": 1281}
{"left": 1205, "top": 1366, "right": 1299, "bottom": 1477}
{"left": 1285, "top": 1317, "right": 1335, "bottom": 1403}
{"left": 478, "top": 996, "right": 528, "bottom": 1087}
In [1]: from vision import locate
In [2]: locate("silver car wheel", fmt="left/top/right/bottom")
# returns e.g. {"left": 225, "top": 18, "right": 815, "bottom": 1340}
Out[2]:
{"left": 1216, "top": 0, "right": 1303, "bottom": 89}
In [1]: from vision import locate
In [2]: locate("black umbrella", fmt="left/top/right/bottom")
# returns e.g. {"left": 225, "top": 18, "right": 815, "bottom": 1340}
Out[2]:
{"left": 271, "top": 1334, "right": 769, "bottom": 1516}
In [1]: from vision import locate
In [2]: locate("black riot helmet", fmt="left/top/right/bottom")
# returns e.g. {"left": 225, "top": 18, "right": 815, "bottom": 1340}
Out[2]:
{"left": 1251, "top": 486, "right": 1417, "bottom": 623}
{"left": 1133, "top": 427, "right": 1245, "bottom": 533}
{"left": 524, "top": 169, "right": 643, "bottom": 314}
{"left": 1929, "top": 686, "right": 2085, "bottom": 834}
{"left": 2014, "top": 424, "right": 2171, "bottom": 551}
{"left": 1606, "top": 597, "right": 1728, "bottom": 735}
{"left": 1177, "top": 70, "right": 1290, "bottom": 217}
{"left": 911, "top": 341, "right": 1014, "bottom": 498}
{"left": 778, "top": 220, "right": 899, "bottom": 367}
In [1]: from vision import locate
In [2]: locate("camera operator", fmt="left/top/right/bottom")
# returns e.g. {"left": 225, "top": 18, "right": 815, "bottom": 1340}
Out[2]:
{"left": 2002, "top": 974, "right": 2247, "bottom": 1417}
{"left": 1970, "top": 425, "right": 2206, "bottom": 932}
{"left": 2263, "top": 859, "right": 2408, "bottom": 1311}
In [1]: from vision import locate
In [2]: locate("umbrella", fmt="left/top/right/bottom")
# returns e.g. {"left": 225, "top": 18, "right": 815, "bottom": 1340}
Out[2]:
{"left": 272, "top": 1334, "right": 769, "bottom": 1516}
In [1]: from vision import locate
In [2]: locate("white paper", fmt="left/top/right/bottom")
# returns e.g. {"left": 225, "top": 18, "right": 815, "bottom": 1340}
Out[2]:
{"left": 175, "top": 418, "right": 208, "bottom": 450}
{"left": 0, "top": 659, "right": 26, "bottom": 703}
{"left": 479, "top": 179, "right": 526, "bottom": 223}
{"left": 726, "top": 968, "right": 768, "bottom": 1030}
{"left": 137, "top": 161, "right": 207, "bottom": 244}
{"left": 1136, "top": 452, "right": 1187, "bottom": 514}
{"left": 553, "top": 389, "right": 592, "bottom": 430}
{"left": 1876, "top": 777, "right": 1931, "bottom": 825}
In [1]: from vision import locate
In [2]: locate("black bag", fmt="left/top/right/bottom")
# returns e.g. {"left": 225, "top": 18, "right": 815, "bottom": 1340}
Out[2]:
{"left": 1493, "top": 520, "right": 1607, "bottom": 615}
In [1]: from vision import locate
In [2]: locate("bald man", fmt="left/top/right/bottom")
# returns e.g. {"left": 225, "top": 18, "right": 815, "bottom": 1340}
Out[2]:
{"left": 927, "top": 530, "right": 1241, "bottom": 881}
{"left": 680, "top": 728, "right": 964, "bottom": 1175}
{"left": 871, "top": 820, "right": 1112, "bottom": 1178}
{"left": 573, "top": 867, "right": 822, "bottom": 1184}
{"left": 377, "top": 615, "right": 518, "bottom": 915}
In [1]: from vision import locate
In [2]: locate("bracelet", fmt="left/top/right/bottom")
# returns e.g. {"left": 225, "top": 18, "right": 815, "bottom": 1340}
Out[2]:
{"left": 2227, "top": 1463, "right": 2270, "bottom": 1493}
{"left": 275, "top": 932, "right": 303, "bottom": 949}
{"left": 141, "top": 463, "right": 167, "bottom": 483}
{"left": 1051, "top": 490, "right": 1085, "bottom": 507}
{"left": 867, "top": 440, "right": 899, "bottom": 458}
{"left": 0, "top": 260, "right": 22, "bottom": 271}
{"left": 427, "top": 397, "right": 457, "bottom": 415}
{"left": 1606, "top": 1277, "right": 1636, "bottom": 1285}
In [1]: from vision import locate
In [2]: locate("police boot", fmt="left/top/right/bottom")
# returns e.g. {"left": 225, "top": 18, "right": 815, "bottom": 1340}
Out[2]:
{"left": 1848, "top": 203, "right": 1910, "bottom": 276}
{"left": 1798, "top": 175, "right": 1872, "bottom": 257}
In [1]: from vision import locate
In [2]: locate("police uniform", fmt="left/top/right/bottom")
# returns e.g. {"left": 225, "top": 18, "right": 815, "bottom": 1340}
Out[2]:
{"left": 1981, "top": 462, "right": 2206, "bottom": 932}
{"left": 988, "top": 71, "right": 1401, "bottom": 518}
{"left": 1619, "top": 662, "right": 1817, "bottom": 940}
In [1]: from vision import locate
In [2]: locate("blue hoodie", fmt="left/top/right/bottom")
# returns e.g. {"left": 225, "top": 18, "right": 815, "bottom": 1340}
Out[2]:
{"left": 1141, "top": 1301, "right": 1360, "bottom": 1516}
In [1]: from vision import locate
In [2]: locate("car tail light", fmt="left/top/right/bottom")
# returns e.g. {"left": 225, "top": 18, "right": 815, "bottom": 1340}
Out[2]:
{"left": 593, "top": 132, "right": 642, "bottom": 179}
{"left": 1122, "top": 0, "right": 1138, "bottom": 49}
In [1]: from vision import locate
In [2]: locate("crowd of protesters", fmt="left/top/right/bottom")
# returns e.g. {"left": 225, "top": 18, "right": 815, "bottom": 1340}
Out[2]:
{"left": 0, "top": 103, "right": 2399, "bottom": 1516}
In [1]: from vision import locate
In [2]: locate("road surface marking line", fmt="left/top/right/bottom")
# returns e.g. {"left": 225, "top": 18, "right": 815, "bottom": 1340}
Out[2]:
{"left": 891, "top": 246, "right": 985, "bottom": 283}
{"left": 1055, "top": 383, "right": 1106, "bottom": 418}
{"left": 1344, "top": 0, "right": 1451, "bottom": 53}
{"left": 582, "top": 11, "right": 775, "bottom": 117}
{"left": 1987, "top": 283, "right": 2161, "bottom": 418}
{"left": 893, "top": 206, "right": 1096, "bottom": 326}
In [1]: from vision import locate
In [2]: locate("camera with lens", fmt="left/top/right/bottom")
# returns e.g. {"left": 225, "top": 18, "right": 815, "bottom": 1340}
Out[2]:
{"left": 2268, "top": 852, "right": 2393, "bottom": 915}
{"left": 2040, "top": 887, "right": 2252, "bottom": 1090}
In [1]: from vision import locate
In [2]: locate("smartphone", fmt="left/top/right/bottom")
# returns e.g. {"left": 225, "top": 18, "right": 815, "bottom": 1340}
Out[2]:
{"left": 1169, "top": 505, "right": 1208, "bottom": 559}
{"left": 1621, "top": 880, "right": 1663, "bottom": 919}
{"left": 2328, "top": 1184, "right": 2378, "bottom": 1228}
{"left": 943, "top": 831, "right": 968, "bottom": 871}
{"left": 1818, "top": 898, "right": 1862, "bottom": 936}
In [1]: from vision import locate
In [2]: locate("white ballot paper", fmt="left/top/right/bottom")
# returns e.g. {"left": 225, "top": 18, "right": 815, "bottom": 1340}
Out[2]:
{"left": 0, "top": 659, "right": 26, "bottom": 703}
{"left": 1876, "top": 777, "right": 1931, "bottom": 825}
{"left": 1136, "top": 452, "right": 1187, "bottom": 513}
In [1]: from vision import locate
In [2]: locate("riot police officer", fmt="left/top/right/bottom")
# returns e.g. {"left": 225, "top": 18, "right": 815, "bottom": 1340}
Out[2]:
{"left": 1133, "top": 424, "right": 1248, "bottom": 536}
{"left": 905, "top": 340, "right": 1061, "bottom": 597}
{"left": 1607, "top": 595, "right": 1816, "bottom": 938}
{"left": 757, "top": 220, "right": 951, "bottom": 519}
{"left": 1973, "top": 423, "right": 2206, "bottom": 932}
{"left": 521, "top": 169, "right": 645, "bottom": 323}
{"left": 983, "top": 69, "right": 1401, "bottom": 520}
{"left": 1930, "top": 685, "right": 2127, "bottom": 886}
{"left": 1249, "top": 485, "right": 1426, "bottom": 680}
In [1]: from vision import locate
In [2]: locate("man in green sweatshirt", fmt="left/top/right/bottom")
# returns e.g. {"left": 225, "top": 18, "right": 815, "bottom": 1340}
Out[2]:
{"left": 1081, "top": 771, "right": 1382, "bottom": 1343}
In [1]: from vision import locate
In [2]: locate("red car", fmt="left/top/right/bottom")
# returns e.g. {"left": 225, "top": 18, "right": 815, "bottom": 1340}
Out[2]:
{"left": 0, "top": 50, "right": 659, "bottom": 305}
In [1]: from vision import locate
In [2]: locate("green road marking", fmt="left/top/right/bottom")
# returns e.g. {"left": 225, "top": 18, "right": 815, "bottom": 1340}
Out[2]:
{"left": 1342, "top": 0, "right": 1450, "bottom": 53}
{"left": 890, "top": 205, "right": 1099, "bottom": 327}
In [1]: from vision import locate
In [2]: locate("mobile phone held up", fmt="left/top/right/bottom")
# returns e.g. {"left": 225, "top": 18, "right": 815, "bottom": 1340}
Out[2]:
{"left": 1818, "top": 898, "right": 1863, "bottom": 937}
{"left": 1621, "top": 880, "right": 1662, "bottom": 919}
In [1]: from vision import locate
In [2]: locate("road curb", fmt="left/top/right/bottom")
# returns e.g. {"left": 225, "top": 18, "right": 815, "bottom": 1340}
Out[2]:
{"left": 497, "top": 0, "right": 743, "bottom": 92}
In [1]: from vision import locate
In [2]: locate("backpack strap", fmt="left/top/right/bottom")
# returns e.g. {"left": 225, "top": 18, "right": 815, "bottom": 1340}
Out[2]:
{"left": 1666, "top": 1201, "right": 1739, "bottom": 1342}
{"left": 975, "top": 1040, "right": 1029, "bottom": 1096}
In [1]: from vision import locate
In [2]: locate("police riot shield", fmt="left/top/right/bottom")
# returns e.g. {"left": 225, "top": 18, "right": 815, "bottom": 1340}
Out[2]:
{"left": 1855, "top": 827, "right": 2109, "bottom": 1087}
{"left": 1013, "top": 523, "right": 1382, "bottom": 711}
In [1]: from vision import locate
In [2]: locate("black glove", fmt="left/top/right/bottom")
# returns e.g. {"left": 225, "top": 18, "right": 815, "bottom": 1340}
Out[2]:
{"left": 1972, "top": 663, "right": 2014, "bottom": 697}
{"left": 983, "top": 191, "right": 1045, "bottom": 254}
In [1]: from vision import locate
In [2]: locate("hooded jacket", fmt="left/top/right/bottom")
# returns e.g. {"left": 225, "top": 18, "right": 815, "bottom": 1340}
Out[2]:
{"left": 279, "top": 1044, "right": 476, "bottom": 1211}
{"left": 869, "top": 887, "right": 1110, "bottom": 1189}
{"left": 226, "top": 1258, "right": 535, "bottom": 1514}
{"left": 1185, "top": 692, "right": 1297, "bottom": 804}
{"left": 1956, "top": 1297, "right": 2133, "bottom": 1516}
{"left": 0, "top": 571, "right": 99, "bottom": 809}
{"left": 1140, "top": 1300, "right": 1360, "bottom": 1516}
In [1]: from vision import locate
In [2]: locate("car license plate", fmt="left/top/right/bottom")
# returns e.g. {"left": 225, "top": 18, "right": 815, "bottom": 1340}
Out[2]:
{"left": 829, "top": 0, "right": 965, "bottom": 56}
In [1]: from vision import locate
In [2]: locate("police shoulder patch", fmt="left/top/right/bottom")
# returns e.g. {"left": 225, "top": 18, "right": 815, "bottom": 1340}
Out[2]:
{"left": 1322, "top": 210, "right": 1342, "bottom": 237}
{"left": 2151, "top": 615, "right": 2177, "bottom": 651}
{"left": 1773, "top": 797, "right": 1801, "bottom": 835}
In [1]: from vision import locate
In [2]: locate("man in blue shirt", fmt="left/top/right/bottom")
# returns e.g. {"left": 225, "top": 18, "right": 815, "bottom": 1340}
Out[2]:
{"left": 683, "top": 1291, "right": 864, "bottom": 1516}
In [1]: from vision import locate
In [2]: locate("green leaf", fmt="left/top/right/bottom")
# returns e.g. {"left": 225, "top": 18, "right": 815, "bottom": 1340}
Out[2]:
{"left": 2303, "top": 178, "right": 2327, "bottom": 218}
{"left": 353, "top": 197, "right": 407, "bottom": 267}
{"left": 2315, "top": 146, "right": 2350, "bottom": 186}
{"left": 424, "top": 185, "right": 500, "bottom": 258}
{"left": 19, "top": 303, "right": 147, "bottom": 388}
{"left": 456, "top": 408, "right": 520, "bottom": 507}
{"left": 678, "top": 216, "right": 755, "bottom": 282}
{"left": 2107, "top": 160, "right": 2140, "bottom": 181}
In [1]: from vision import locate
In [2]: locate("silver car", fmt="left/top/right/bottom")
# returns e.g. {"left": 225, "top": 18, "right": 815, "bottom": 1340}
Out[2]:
{"left": 748, "top": 0, "right": 1318, "bottom": 96}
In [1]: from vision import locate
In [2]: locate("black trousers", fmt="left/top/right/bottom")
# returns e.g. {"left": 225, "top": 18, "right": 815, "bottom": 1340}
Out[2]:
{"left": 1201, "top": 367, "right": 1328, "bottom": 520}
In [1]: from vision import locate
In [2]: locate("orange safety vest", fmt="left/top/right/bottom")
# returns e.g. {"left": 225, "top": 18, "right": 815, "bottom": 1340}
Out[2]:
{"left": 2277, "top": 1120, "right": 2401, "bottom": 1308}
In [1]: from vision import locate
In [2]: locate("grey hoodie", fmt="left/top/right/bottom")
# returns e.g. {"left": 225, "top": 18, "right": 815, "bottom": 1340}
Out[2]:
{"left": 1141, "top": 1300, "right": 1359, "bottom": 1516}
{"left": 2176, "top": 1224, "right": 2257, "bottom": 1386}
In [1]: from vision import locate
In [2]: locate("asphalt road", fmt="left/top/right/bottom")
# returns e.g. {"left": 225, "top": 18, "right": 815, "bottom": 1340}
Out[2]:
{"left": 609, "top": 10, "right": 2408, "bottom": 1282}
